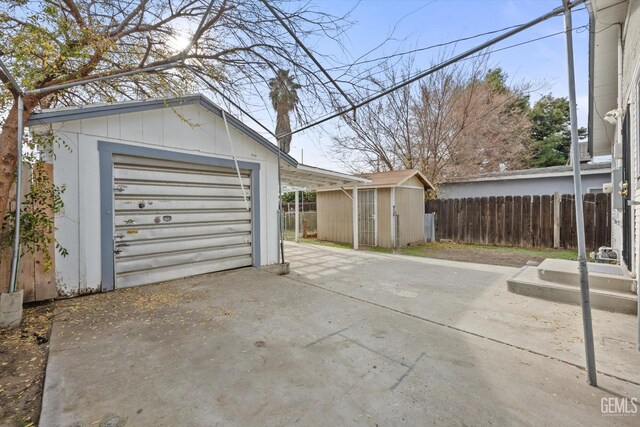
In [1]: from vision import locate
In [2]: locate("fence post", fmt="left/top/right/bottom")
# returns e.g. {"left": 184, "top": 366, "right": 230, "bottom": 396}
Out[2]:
{"left": 553, "top": 192, "right": 560, "bottom": 248}
{"left": 294, "top": 191, "right": 300, "bottom": 242}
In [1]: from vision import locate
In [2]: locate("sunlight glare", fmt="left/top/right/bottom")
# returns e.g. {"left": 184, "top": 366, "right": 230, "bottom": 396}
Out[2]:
{"left": 170, "top": 34, "right": 191, "bottom": 52}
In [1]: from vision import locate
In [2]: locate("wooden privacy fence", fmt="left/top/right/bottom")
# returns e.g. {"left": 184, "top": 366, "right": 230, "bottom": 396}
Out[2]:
{"left": 425, "top": 193, "right": 611, "bottom": 250}
{"left": 0, "top": 162, "right": 57, "bottom": 302}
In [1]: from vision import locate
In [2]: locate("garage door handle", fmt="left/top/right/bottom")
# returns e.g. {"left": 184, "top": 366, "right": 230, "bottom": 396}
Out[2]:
{"left": 114, "top": 249, "right": 122, "bottom": 254}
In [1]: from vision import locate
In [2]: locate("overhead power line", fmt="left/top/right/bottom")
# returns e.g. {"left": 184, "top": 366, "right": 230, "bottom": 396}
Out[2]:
{"left": 260, "top": 0, "right": 356, "bottom": 112}
{"left": 327, "top": 23, "right": 525, "bottom": 73}
{"left": 395, "top": 24, "right": 588, "bottom": 88}
{"left": 186, "top": 64, "right": 278, "bottom": 138}
{"left": 277, "top": 0, "right": 587, "bottom": 140}
{"left": 323, "top": 6, "right": 587, "bottom": 76}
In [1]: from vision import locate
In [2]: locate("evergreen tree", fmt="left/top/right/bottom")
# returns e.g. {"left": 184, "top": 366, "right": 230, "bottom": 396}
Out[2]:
{"left": 527, "top": 94, "right": 586, "bottom": 167}
{"left": 268, "top": 69, "right": 301, "bottom": 153}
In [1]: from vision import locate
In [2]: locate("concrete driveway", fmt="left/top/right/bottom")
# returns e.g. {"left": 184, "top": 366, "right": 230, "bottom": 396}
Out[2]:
{"left": 41, "top": 242, "right": 639, "bottom": 426}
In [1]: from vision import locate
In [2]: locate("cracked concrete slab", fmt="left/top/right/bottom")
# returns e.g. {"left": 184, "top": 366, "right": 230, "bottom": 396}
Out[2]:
{"left": 286, "top": 242, "right": 640, "bottom": 385}
{"left": 39, "top": 243, "right": 640, "bottom": 426}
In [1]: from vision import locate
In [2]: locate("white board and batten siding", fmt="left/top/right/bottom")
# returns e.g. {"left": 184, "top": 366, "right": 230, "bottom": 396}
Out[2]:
{"left": 38, "top": 103, "right": 280, "bottom": 296}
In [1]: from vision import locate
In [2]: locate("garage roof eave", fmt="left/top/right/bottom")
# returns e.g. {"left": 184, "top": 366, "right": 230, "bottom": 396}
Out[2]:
{"left": 27, "top": 93, "right": 298, "bottom": 167}
{"left": 280, "top": 164, "right": 370, "bottom": 191}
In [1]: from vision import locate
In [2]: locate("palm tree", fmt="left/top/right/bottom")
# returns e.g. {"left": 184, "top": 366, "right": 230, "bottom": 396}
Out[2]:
{"left": 269, "top": 69, "right": 300, "bottom": 153}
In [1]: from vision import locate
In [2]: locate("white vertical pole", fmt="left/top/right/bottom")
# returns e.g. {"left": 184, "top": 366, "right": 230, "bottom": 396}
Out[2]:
{"left": 563, "top": 0, "right": 597, "bottom": 387}
{"left": 352, "top": 185, "right": 359, "bottom": 250}
{"left": 390, "top": 187, "right": 396, "bottom": 248}
{"left": 9, "top": 95, "right": 24, "bottom": 293}
{"left": 294, "top": 190, "right": 300, "bottom": 243}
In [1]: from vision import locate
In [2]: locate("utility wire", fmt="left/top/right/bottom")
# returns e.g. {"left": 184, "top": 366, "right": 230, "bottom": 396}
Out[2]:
{"left": 259, "top": 0, "right": 356, "bottom": 111}
{"left": 396, "top": 25, "right": 588, "bottom": 88}
{"left": 326, "top": 23, "right": 525, "bottom": 73}
{"left": 278, "top": 0, "right": 587, "bottom": 139}
{"left": 322, "top": 5, "right": 588, "bottom": 75}
{"left": 187, "top": 65, "right": 277, "bottom": 138}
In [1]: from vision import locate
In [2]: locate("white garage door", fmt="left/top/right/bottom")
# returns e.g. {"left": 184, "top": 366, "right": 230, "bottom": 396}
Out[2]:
{"left": 112, "top": 154, "right": 253, "bottom": 288}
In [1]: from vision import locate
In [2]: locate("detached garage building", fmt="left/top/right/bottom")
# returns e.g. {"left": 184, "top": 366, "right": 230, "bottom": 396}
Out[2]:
{"left": 316, "top": 170, "right": 434, "bottom": 248}
{"left": 27, "top": 94, "right": 362, "bottom": 296}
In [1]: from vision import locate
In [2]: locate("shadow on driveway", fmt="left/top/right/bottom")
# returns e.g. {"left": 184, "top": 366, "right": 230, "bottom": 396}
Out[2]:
{"left": 40, "top": 247, "right": 639, "bottom": 426}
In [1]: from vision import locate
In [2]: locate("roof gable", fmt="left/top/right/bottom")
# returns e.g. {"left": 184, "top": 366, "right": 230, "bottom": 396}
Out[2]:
{"left": 358, "top": 169, "right": 433, "bottom": 190}
{"left": 27, "top": 94, "right": 297, "bottom": 167}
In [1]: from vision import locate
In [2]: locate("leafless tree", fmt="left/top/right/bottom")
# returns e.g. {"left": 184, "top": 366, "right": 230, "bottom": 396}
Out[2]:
{"left": 0, "top": 0, "right": 352, "bottom": 220}
{"left": 332, "top": 53, "right": 532, "bottom": 187}
{"left": 332, "top": 62, "right": 417, "bottom": 172}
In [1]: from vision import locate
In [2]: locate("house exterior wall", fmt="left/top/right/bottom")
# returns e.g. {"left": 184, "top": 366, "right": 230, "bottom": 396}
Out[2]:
{"left": 316, "top": 189, "right": 353, "bottom": 244}
{"left": 621, "top": 0, "right": 640, "bottom": 274}
{"left": 438, "top": 173, "right": 610, "bottom": 199}
{"left": 622, "top": 1, "right": 640, "bottom": 104}
{"left": 395, "top": 187, "right": 425, "bottom": 246}
{"left": 377, "top": 188, "right": 392, "bottom": 247}
{"left": 31, "top": 103, "right": 281, "bottom": 296}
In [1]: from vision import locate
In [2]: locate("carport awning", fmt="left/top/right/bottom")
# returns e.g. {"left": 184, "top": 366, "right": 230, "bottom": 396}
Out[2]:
{"left": 280, "top": 163, "right": 370, "bottom": 191}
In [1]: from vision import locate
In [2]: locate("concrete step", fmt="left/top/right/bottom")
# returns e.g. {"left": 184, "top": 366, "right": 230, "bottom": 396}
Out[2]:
{"left": 536, "top": 259, "right": 634, "bottom": 293}
{"left": 507, "top": 266, "right": 638, "bottom": 315}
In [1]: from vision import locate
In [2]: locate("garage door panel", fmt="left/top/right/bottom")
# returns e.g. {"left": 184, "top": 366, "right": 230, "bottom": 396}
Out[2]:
{"left": 116, "top": 222, "right": 252, "bottom": 241}
{"left": 116, "top": 234, "right": 251, "bottom": 257}
{"left": 115, "top": 211, "right": 252, "bottom": 227}
{"left": 115, "top": 198, "right": 251, "bottom": 211}
{"left": 117, "top": 183, "right": 250, "bottom": 199}
{"left": 114, "top": 167, "right": 251, "bottom": 187}
{"left": 115, "top": 245, "right": 252, "bottom": 274}
{"left": 112, "top": 154, "right": 253, "bottom": 289}
{"left": 116, "top": 256, "right": 252, "bottom": 288}
{"left": 112, "top": 154, "right": 249, "bottom": 174}
{"left": 117, "top": 184, "right": 251, "bottom": 198}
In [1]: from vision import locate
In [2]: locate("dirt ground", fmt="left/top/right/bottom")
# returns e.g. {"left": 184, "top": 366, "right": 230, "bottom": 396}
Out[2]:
{"left": 0, "top": 302, "right": 54, "bottom": 427}
{"left": 397, "top": 242, "right": 579, "bottom": 267}
{"left": 0, "top": 280, "right": 210, "bottom": 427}
{"left": 298, "top": 239, "right": 579, "bottom": 268}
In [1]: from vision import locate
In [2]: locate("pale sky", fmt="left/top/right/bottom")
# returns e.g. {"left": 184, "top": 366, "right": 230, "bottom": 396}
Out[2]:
{"left": 214, "top": 0, "right": 591, "bottom": 172}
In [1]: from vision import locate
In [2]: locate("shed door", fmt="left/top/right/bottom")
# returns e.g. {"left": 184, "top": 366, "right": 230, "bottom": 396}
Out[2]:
{"left": 358, "top": 189, "right": 377, "bottom": 246}
{"left": 112, "top": 155, "right": 252, "bottom": 288}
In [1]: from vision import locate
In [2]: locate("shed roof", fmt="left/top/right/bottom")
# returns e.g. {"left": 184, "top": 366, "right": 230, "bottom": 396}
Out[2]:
{"left": 357, "top": 169, "right": 434, "bottom": 190}
{"left": 442, "top": 162, "right": 611, "bottom": 184}
{"left": 27, "top": 93, "right": 298, "bottom": 167}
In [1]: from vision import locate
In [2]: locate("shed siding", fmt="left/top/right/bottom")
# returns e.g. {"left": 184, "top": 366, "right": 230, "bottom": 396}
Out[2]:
{"left": 35, "top": 104, "right": 280, "bottom": 296}
{"left": 317, "top": 189, "right": 353, "bottom": 244}
{"left": 403, "top": 175, "right": 424, "bottom": 188}
{"left": 396, "top": 187, "right": 425, "bottom": 246}
{"left": 377, "top": 188, "right": 392, "bottom": 247}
